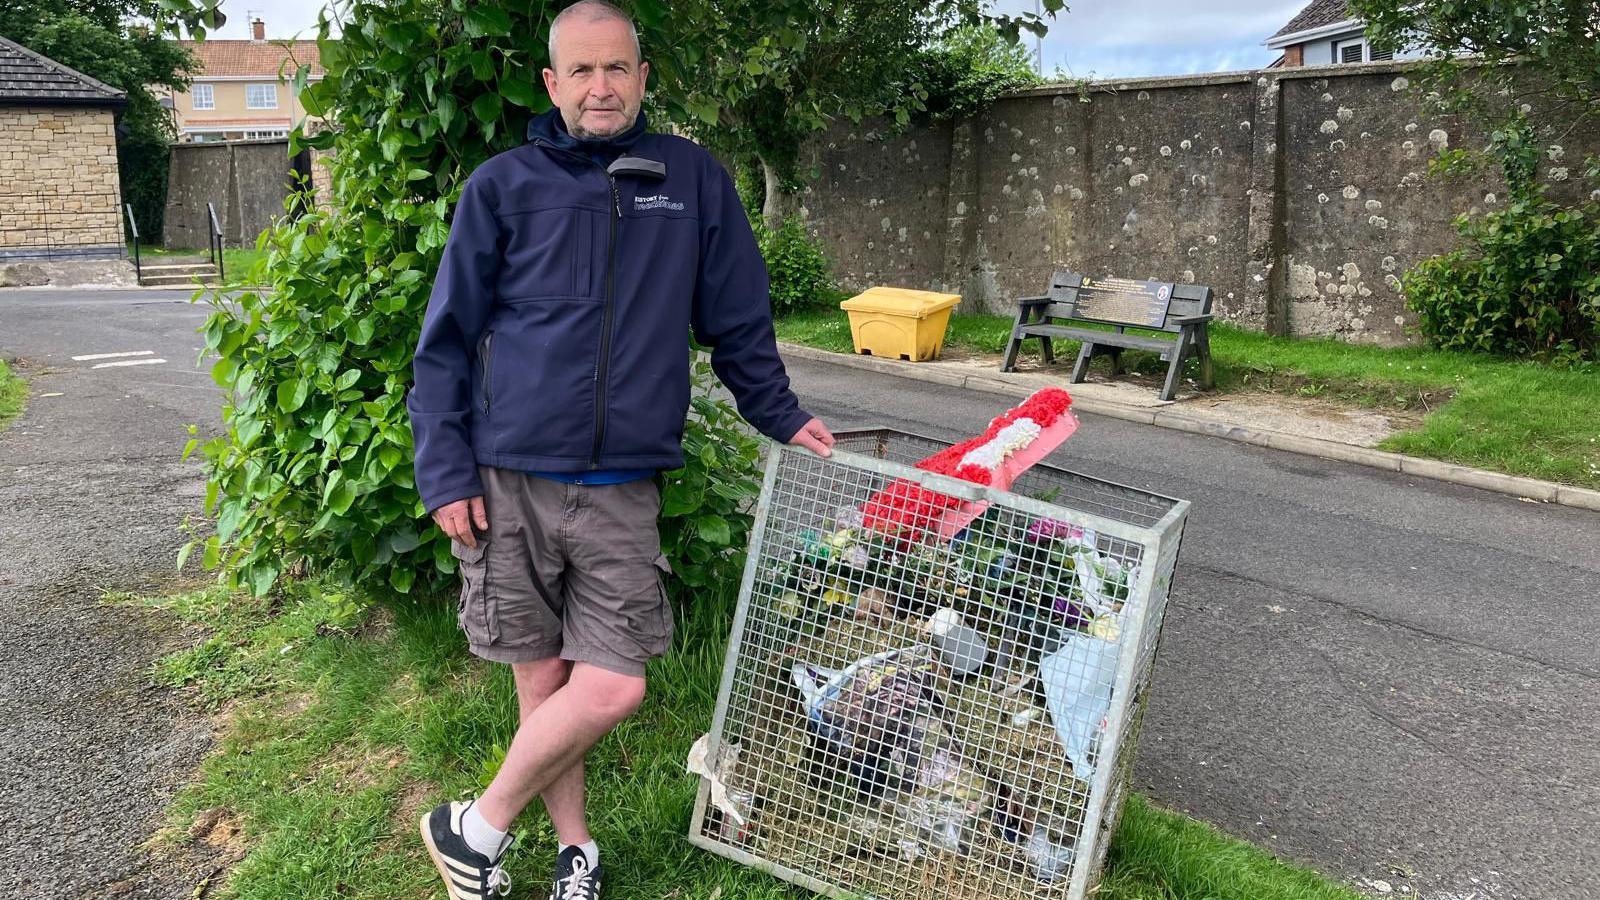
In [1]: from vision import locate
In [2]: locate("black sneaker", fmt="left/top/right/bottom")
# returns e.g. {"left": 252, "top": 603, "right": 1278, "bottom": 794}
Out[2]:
{"left": 548, "top": 844, "right": 602, "bottom": 900}
{"left": 419, "top": 800, "right": 513, "bottom": 900}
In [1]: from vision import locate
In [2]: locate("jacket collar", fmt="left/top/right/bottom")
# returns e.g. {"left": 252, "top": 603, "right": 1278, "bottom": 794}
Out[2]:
{"left": 527, "top": 108, "right": 649, "bottom": 158}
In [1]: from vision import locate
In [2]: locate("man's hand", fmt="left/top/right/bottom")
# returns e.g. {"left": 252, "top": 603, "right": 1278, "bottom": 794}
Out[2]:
{"left": 788, "top": 416, "right": 835, "bottom": 458}
{"left": 432, "top": 496, "right": 489, "bottom": 548}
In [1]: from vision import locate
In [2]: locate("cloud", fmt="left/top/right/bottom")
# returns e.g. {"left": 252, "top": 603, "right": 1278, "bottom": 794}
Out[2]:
{"left": 1000, "top": 0, "right": 1304, "bottom": 77}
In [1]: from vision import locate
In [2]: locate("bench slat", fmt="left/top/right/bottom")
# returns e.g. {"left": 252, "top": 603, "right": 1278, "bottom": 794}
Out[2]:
{"left": 1018, "top": 324, "right": 1178, "bottom": 354}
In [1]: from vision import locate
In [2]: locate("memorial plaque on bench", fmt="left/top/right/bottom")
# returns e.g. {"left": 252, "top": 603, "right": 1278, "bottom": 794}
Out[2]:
{"left": 1073, "top": 276, "right": 1175, "bottom": 328}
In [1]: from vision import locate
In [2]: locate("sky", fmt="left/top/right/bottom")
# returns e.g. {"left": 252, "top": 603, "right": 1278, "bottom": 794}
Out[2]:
{"left": 207, "top": 0, "right": 1305, "bottom": 79}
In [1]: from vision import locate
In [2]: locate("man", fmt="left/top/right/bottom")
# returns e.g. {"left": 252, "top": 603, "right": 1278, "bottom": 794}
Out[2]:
{"left": 406, "top": 2, "right": 834, "bottom": 899}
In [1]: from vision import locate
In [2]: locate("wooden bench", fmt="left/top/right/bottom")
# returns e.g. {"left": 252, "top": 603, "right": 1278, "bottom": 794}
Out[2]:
{"left": 1000, "top": 271, "right": 1215, "bottom": 401}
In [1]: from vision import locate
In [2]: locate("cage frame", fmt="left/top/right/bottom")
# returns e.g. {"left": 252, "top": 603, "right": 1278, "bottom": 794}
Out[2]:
{"left": 688, "top": 427, "right": 1190, "bottom": 900}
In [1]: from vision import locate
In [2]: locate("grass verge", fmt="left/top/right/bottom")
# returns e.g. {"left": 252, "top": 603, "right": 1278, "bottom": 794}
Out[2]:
{"left": 775, "top": 308, "right": 1600, "bottom": 488}
{"left": 130, "top": 244, "right": 266, "bottom": 280}
{"left": 0, "top": 358, "right": 26, "bottom": 430}
{"left": 125, "top": 580, "right": 1361, "bottom": 900}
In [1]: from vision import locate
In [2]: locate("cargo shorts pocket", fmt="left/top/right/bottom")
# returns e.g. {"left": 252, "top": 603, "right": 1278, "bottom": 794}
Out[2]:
{"left": 652, "top": 554, "right": 675, "bottom": 654}
{"left": 451, "top": 539, "right": 493, "bottom": 644}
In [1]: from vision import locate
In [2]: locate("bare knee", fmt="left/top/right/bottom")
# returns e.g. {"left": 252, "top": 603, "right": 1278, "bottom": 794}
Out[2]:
{"left": 570, "top": 664, "right": 646, "bottom": 722}
{"left": 513, "top": 657, "right": 571, "bottom": 715}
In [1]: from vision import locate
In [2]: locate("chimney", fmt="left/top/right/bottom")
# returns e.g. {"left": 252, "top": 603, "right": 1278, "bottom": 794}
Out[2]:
{"left": 250, "top": 18, "right": 265, "bottom": 41}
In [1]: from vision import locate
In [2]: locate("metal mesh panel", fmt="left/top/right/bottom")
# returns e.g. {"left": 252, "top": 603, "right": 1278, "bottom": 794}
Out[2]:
{"left": 691, "top": 429, "right": 1188, "bottom": 900}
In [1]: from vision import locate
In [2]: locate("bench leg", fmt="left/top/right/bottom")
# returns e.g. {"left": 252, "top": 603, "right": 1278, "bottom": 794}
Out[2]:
{"left": 1195, "top": 327, "right": 1215, "bottom": 389}
{"left": 1001, "top": 329, "right": 1025, "bottom": 372}
{"left": 1159, "top": 331, "right": 1192, "bottom": 401}
{"left": 1108, "top": 347, "right": 1124, "bottom": 376}
{"left": 1071, "top": 341, "right": 1093, "bottom": 384}
{"left": 1040, "top": 335, "right": 1055, "bottom": 365}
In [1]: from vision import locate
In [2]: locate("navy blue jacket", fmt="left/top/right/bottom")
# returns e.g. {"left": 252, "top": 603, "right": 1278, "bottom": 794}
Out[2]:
{"left": 407, "top": 110, "right": 812, "bottom": 514}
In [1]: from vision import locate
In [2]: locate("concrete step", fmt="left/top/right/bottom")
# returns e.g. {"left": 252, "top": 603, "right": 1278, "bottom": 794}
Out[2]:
{"left": 139, "top": 273, "right": 220, "bottom": 286}
{"left": 141, "top": 263, "right": 218, "bottom": 273}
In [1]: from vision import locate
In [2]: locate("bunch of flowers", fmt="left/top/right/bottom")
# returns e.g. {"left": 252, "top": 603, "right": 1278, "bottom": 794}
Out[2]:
{"left": 862, "top": 388, "right": 1076, "bottom": 538}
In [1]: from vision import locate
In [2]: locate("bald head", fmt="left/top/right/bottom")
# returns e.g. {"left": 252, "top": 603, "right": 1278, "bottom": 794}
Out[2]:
{"left": 548, "top": 0, "right": 641, "bottom": 69}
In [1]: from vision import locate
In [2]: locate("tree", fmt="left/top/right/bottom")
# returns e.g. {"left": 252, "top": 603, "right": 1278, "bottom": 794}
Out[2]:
{"left": 1349, "top": 0, "right": 1600, "bottom": 359}
{"left": 1352, "top": 0, "right": 1598, "bottom": 155}
{"left": 656, "top": 1, "right": 1062, "bottom": 228}
{"left": 0, "top": 1, "right": 197, "bottom": 239}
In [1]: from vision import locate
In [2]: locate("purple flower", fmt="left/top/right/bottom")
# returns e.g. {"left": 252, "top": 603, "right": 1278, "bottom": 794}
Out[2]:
{"left": 1052, "top": 596, "right": 1092, "bottom": 629}
{"left": 1028, "top": 518, "right": 1083, "bottom": 543}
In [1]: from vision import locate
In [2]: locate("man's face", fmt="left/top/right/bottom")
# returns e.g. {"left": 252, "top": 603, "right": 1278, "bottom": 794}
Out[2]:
{"left": 542, "top": 16, "right": 648, "bottom": 139}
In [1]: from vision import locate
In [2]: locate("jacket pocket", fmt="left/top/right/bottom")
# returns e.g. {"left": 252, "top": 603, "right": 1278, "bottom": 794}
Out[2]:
{"left": 478, "top": 331, "right": 494, "bottom": 414}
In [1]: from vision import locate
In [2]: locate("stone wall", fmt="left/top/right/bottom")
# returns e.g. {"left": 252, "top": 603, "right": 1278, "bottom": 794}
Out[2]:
{"left": 799, "top": 61, "right": 1600, "bottom": 343}
{"left": 0, "top": 106, "right": 124, "bottom": 261}
{"left": 165, "top": 139, "right": 311, "bottom": 248}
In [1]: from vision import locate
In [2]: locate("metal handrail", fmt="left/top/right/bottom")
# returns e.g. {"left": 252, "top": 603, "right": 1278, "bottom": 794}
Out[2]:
{"left": 124, "top": 203, "right": 142, "bottom": 284}
{"left": 206, "top": 201, "right": 225, "bottom": 283}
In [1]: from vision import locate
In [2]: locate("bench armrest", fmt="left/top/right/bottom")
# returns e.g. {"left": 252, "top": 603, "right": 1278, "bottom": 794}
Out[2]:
{"left": 1016, "top": 294, "right": 1051, "bottom": 307}
{"left": 1170, "top": 314, "right": 1214, "bottom": 325}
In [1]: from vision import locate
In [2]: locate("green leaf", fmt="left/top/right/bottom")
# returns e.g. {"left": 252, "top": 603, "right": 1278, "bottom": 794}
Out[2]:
{"left": 277, "top": 377, "right": 310, "bottom": 413}
{"left": 327, "top": 478, "right": 358, "bottom": 516}
{"left": 499, "top": 76, "right": 543, "bottom": 111}
{"left": 463, "top": 6, "right": 513, "bottom": 37}
{"left": 695, "top": 514, "right": 732, "bottom": 546}
{"left": 471, "top": 92, "right": 503, "bottom": 125}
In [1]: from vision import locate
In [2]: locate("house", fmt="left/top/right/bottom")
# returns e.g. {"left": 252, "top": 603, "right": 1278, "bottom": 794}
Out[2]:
{"left": 0, "top": 35, "right": 127, "bottom": 262}
{"left": 1265, "top": 0, "right": 1408, "bottom": 67}
{"left": 166, "top": 17, "right": 324, "bottom": 142}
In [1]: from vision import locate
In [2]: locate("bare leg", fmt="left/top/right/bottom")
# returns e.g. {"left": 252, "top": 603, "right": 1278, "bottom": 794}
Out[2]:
{"left": 475, "top": 662, "right": 646, "bottom": 831}
{"left": 511, "top": 658, "right": 589, "bottom": 845}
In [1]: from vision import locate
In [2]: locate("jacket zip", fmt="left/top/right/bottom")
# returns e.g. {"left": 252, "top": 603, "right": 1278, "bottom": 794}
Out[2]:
{"left": 591, "top": 176, "right": 621, "bottom": 468}
{"left": 531, "top": 137, "right": 622, "bottom": 469}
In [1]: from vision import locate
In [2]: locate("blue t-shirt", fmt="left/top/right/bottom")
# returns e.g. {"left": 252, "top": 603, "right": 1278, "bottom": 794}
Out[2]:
{"left": 528, "top": 469, "right": 654, "bottom": 485}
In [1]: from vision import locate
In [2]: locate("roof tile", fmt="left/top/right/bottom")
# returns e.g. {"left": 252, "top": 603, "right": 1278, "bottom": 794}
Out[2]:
{"left": 181, "top": 39, "right": 325, "bottom": 79}
{"left": 0, "top": 35, "right": 126, "bottom": 105}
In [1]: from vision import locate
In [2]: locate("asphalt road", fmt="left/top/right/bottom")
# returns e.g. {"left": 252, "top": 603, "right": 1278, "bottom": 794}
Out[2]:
{"left": 788, "top": 356, "right": 1600, "bottom": 900}
{"left": 0, "top": 289, "right": 221, "bottom": 898}
{"left": 2, "top": 288, "right": 1597, "bottom": 899}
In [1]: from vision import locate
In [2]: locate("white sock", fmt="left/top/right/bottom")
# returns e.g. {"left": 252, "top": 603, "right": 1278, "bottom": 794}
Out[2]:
{"left": 562, "top": 839, "right": 599, "bottom": 869}
{"left": 461, "top": 801, "right": 510, "bottom": 859}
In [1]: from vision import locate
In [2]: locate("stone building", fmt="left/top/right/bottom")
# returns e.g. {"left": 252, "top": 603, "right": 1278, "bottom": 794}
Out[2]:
{"left": 0, "top": 35, "right": 127, "bottom": 262}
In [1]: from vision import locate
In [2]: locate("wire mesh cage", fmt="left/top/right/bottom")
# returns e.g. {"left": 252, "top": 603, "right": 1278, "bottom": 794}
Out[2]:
{"left": 688, "top": 428, "right": 1189, "bottom": 900}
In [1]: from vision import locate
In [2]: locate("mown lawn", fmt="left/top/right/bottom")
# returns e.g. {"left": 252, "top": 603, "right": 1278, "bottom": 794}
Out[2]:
{"left": 122, "top": 580, "right": 1361, "bottom": 900}
{"left": 776, "top": 309, "right": 1600, "bottom": 489}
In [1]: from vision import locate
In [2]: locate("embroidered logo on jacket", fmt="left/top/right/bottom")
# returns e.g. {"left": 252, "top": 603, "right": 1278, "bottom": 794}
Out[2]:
{"left": 634, "top": 193, "right": 685, "bottom": 211}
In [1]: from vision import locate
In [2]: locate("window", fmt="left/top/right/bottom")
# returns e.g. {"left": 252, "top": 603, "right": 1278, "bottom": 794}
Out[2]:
{"left": 244, "top": 129, "right": 288, "bottom": 140}
{"left": 1337, "top": 39, "right": 1365, "bottom": 63}
{"left": 191, "top": 83, "right": 214, "bottom": 109}
{"left": 1334, "top": 37, "right": 1392, "bottom": 63}
{"left": 245, "top": 83, "right": 278, "bottom": 109}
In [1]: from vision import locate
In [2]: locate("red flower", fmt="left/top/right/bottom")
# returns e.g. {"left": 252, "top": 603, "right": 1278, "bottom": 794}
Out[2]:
{"left": 860, "top": 387, "right": 1073, "bottom": 539}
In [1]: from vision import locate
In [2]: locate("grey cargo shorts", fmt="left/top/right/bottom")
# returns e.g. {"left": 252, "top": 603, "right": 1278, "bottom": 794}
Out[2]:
{"left": 450, "top": 465, "right": 674, "bottom": 677}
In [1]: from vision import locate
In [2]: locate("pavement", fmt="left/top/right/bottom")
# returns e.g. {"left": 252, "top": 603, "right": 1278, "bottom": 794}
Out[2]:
{"left": 2, "top": 287, "right": 1598, "bottom": 899}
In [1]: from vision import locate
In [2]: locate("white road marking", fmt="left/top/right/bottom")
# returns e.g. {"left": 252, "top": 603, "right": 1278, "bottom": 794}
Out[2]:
{"left": 72, "top": 350, "right": 155, "bottom": 361}
{"left": 91, "top": 358, "right": 168, "bottom": 369}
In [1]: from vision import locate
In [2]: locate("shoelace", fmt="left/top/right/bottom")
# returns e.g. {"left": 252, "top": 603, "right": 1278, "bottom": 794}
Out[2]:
{"left": 486, "top": 864, "right": 512, "bottom": 897}
{"left": 554, "top": 857, "right": 597, "bottom": 900}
